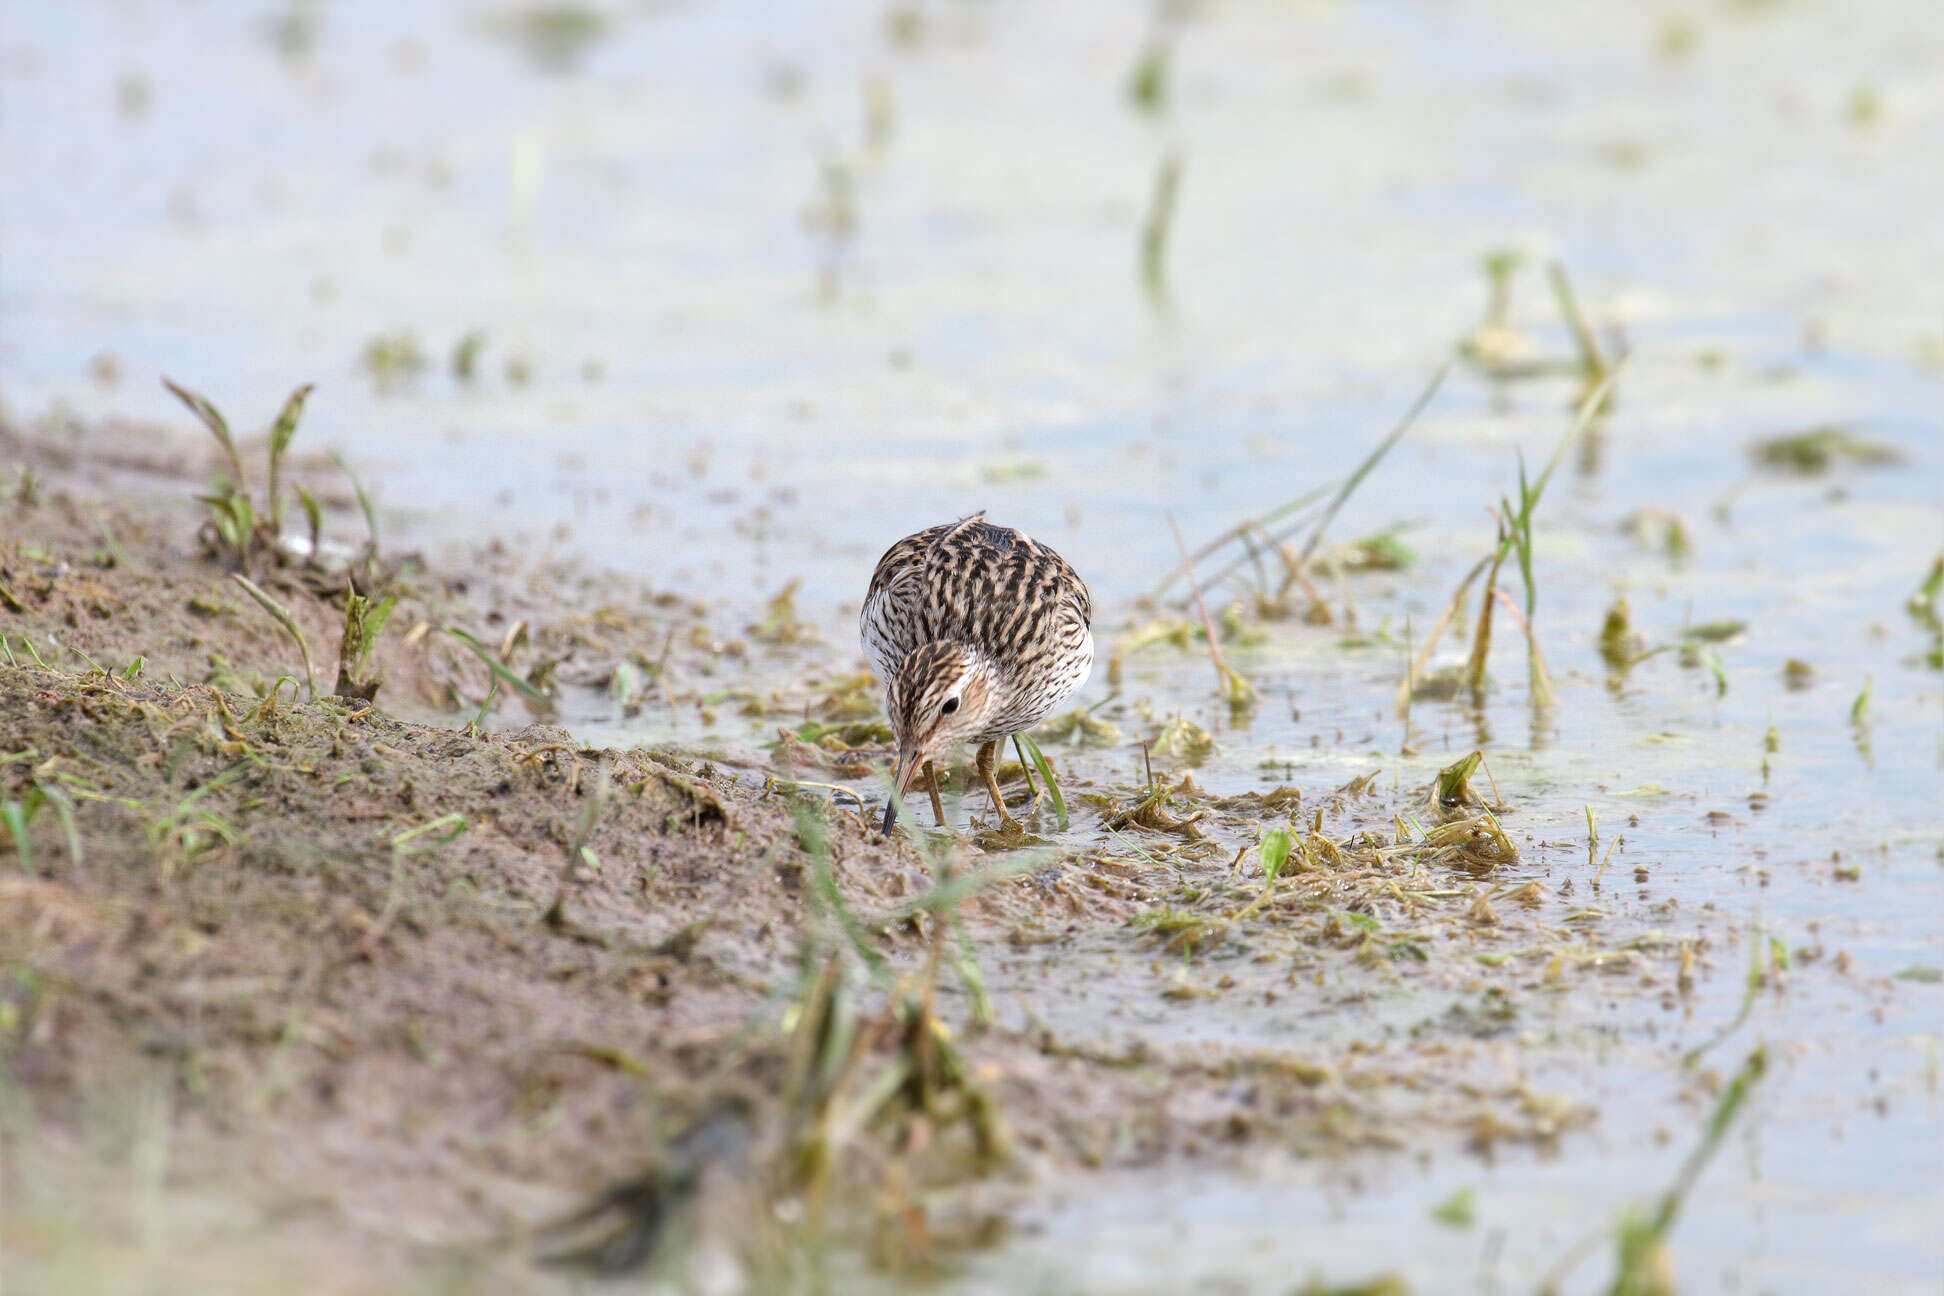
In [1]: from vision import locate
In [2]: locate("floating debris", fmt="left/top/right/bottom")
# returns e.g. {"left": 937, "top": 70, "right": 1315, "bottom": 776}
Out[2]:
{"left": 1750, "top": 425, "right": 1900, "bottom": 473}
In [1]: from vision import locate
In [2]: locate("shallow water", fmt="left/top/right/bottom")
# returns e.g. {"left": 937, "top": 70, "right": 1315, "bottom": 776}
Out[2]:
{"left": 5, "top": 0, "right": 1941, "bottom": 1289}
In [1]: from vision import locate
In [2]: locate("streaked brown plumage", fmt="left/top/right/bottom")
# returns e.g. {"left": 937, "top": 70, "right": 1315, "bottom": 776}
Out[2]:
{"left": 862, "top": 513, "right": 1094, "bottom": 832}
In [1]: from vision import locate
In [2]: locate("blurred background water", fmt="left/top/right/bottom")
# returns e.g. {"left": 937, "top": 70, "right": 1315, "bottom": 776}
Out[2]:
{"left": 5, "top": 0, "right": 1939, "bottom": 605}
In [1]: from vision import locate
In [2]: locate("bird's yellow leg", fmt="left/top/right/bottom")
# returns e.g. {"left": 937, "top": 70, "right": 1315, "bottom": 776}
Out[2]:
{"left": 924, "top": 761, "right": 946, "bottom": 827}
{"left": 976, "top": 740, "right": 1018, "bottom": 828}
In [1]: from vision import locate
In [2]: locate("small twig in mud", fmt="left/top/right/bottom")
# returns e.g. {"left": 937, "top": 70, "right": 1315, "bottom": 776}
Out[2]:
{"left": 232, "top": 574, "right": 316, "bottom": 700}
{"left": 1475, "top": 752, "right": 1507, "bottom": 809}
{"left": 1168, "top": 513, "right": 1253, "bottom": 708}
{"left": 1254, "top": 522, "right": 1326, "bottom": 604}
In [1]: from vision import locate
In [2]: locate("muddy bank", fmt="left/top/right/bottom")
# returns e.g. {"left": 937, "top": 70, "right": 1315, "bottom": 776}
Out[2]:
{"left": 3, "top": 411, "right": 1542, "bottom": 1294}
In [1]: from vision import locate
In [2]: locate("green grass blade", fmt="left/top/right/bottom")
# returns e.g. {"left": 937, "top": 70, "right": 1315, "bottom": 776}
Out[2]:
{"left": 41, "top": 782, "right": 81, "bottom": 863}
{"left": 264, "top": 382, "right": 315, "bottom": 532}
{"left": 1016, "top": 733, "right": 1067, "bottom": 829}
{"left": 232, "top": 574, "right": 316, "bottom": 701}
{"left": 391, "top": 812, "right": 467, "bottom": 854}
{"left": 162, "top": 377, "right": 247, "bottom": 489}
{"left": 1259, "top": 825, "right": 1293, "bottom": 882}
{"left": 330, "top": 451, "right": 381, "bottom": 554}
{"left": 444, "top": 627, "right": 547, "bottom": 703}
{"left": 3, "top": 800, "right": 32, "bottom": 871}
{"left": 1499, "top": 365, "right": 1621, "bottom": 572}
{"left": 1297, "top": 361, "right": 1449, "bottom": 564}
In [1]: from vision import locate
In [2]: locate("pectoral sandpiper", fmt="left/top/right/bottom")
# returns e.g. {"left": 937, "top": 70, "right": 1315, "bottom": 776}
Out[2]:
{"left": 861, "top": 512, "right": 1094, "bottom": 833}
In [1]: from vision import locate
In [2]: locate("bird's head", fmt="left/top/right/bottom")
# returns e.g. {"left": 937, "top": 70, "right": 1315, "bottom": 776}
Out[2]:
{"left": 881, "top": 641, "right": 996, "bottom": 831}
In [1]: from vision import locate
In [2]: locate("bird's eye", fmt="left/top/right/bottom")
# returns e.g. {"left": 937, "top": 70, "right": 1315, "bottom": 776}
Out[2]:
{"left": 941, "top": 697, "right": 960, "bottom": 715}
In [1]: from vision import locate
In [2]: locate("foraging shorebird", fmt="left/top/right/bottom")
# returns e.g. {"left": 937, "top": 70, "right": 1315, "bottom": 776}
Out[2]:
{"left": 861, "top": 512, "right": 1094, "bottom": 833}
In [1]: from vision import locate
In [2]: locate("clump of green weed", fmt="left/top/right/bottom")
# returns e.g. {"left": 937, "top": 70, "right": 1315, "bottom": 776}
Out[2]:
{"left": 1750, "top": 425, "right": 1899, "bottom": 473}
{"left": 163, "top": 377, "right": 313, "bottom": 573}
{"left": 335, "top": 586, "right": 397, "bottom": 702}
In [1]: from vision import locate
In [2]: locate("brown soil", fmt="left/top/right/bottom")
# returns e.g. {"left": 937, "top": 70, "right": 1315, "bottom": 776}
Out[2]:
{"left": 0, "top": 412, "right": 1595, "bottom": 1294}
{"left": 0, "top": 412, "right": 1264, "bottom": 1293}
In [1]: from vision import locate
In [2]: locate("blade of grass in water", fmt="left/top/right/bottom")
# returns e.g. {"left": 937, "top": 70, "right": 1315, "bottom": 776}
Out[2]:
{"left": 1607, "top": 1047, "right": 1767, "bottom": 1295}
{"left": 1015, "top": 734, "right": 1067, "bottom": 829}
{"left": 1297, "top": 362, "right": 1450, "bottom": 564}
{"left": 1189, "top": 365, "right": 1447, "bottom": 598}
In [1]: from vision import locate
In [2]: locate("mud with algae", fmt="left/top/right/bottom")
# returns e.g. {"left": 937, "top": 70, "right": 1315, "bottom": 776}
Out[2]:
{"left": 1, "top": 407, "right": 1748, "bottom": 1295}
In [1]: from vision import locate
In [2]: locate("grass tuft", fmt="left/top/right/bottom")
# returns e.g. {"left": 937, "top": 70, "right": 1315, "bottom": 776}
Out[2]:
{"left": 231, "top": 573, "right": 317, "bottom": 700}
{"left": 334, "top": 586, "right": 396, "bottom": 702}
{"left": 163, "top": 377, "right": 317, "bottom": 573}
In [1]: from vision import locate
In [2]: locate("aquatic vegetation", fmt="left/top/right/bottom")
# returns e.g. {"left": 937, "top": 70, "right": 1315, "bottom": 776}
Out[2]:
{"left": 1036, "top": 706, "right": 1123, "bottom": 748}
{"left": 1548, "top": 261, "right": 1613, "bottom": 388}
{"left": 1400, "top": 371, "right": 1617, "bottom": 712}
{"left": 1543, "top": 1047, "right": 1767, "bottom": 1296}
{"left": 1458, "top": 256, "right": 1613, "bottom": 386}
{"left": 359, "top": 331, "right": 426, "bottom": 387}
{"left": 1148, "top": 714, "right": 1215, "bottom": 766}
{"left": 1169, "top": 515, "right": 1255, "bottom": 708}
{"left": 1139, "top": 153, "right": 1183, "bottom": 306}
{"left": 1458, "top": 248, "right": 1535, "bottom": 370}
{"left": 1126, "top": 40, "right": 1170, "bottom": 114}
{"left": 451, "top": 330, "right": 487, "bottom": 380}
{"left": 1014, "top": 733, "right": 1068, "bottom": 828}
{"left": 483, "top": 3, "right": 611, "bottom": 73}
{"left": 10, "top": 1, "right": 1939, "bottom": 1280}
{"left": 1750, "top": 425, "right": 1900, "bottom": 473}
